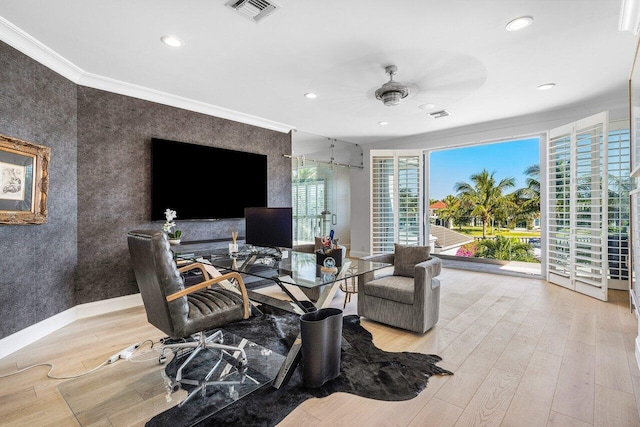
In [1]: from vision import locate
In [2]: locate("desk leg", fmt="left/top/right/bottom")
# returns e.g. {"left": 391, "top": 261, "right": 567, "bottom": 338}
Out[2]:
{"left": 271, "top": 279, "right": 343, "bottom": 389}
{"left": 272, "top": 278, "right": 313, "bottom": 313}
{"left": 314, "top": 278, "right": 342, "bottom": 309}
{"left": 272, "top": 335, "right": 302, "bottom": 389}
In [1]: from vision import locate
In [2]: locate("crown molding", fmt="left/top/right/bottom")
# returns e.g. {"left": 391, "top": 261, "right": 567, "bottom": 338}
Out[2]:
{"left": 0, "top": 15, "right": 84, "bottom": 81}
{"left": 0, "top": 16, "right": 295, "bottom": 134}
{"left": 77, "top": 72, "right": 295, "bottom": 133}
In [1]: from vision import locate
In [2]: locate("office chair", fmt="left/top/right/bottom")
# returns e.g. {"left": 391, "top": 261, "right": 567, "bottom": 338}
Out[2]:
{"left": 127, "top": 230, "right": 252, "bottom": 405}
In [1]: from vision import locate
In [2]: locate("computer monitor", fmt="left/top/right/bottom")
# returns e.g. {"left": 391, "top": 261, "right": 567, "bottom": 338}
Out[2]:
{"left": 244, "top": 207, "right": 293, "bottom": 250}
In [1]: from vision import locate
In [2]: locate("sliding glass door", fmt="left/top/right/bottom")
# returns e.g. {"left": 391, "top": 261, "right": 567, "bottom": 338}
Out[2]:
{"left": 292, "top": 159, "right": 335, "bottom": 243}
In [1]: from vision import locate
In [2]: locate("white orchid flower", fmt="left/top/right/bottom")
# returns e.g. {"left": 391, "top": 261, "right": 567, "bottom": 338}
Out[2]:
{"left": 164, "top": 208, "right": 177, "bottom": 222}
{"left": 162, "top": 209, "right": 182, "bottom": 239}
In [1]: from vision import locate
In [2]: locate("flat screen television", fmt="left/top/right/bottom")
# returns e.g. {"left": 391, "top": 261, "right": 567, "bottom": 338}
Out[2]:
{"left": 245, "top": 207, "right": 293, "bottom": 249}
{"left": 151, "top": 138, "right": 267, "bottom": 220}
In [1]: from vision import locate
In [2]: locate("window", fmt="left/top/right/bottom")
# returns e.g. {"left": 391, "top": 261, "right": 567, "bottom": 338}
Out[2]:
{"left": 371, "top": 150, "right": 423, "bottom": 253}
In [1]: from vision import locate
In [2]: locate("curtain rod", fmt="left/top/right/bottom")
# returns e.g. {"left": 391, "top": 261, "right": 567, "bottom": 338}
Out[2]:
{"left": 283, "top": 154, "right": 364, "bottom": 170}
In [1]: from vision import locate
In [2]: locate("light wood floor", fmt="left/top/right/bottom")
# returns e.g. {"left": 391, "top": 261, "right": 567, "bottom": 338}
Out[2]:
{"left": 1, "top": 267, "right": 640, "bottom": 426}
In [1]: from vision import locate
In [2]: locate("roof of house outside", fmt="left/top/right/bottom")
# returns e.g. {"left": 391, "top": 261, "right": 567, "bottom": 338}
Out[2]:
{"left": 430, "top": 224, "right": 474, "bottom": 252}
{"left": 429, "top": 201, "right": 447, "bottom": 210}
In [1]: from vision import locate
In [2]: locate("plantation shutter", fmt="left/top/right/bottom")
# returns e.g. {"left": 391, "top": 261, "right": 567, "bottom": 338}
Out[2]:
{"left": 371, "top": 155, "right": 395, "bottom": 254}
{"left": 398, "top": 156, "right": 421, "bottom": 245}
{"left": 547, "top": 111, "right": 609, "bottom": 301}
{"left": 606, "top": 122, "right": 631, "bottom": 291}
{"left": 371, "top": 150, "right": 423, "bottom": 254}
{"left": 548, "top": 123, "right": 572, "bottom": 282}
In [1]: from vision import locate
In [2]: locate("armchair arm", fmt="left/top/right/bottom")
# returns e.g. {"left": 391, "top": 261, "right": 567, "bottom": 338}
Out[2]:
{"left": 361, "top": 252, "right": 395, "bottom": 264}
{"left": 360, "top": 252, "right": 395, "bottom": 283}
{"left": 178, "top": 262, "right": 211, "bottom": 281}
{"left": 166, "top": 271, "right": 251, "bottom": 319}
{"left": 413, "top": 257, "right": 442, "bottom": 297}
{"left": 415, "top": 256, "right": 441, "bottom": 278}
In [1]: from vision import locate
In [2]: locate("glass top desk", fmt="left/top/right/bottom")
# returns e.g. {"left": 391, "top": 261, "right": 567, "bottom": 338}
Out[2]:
{"left": 174, "top": 244, "right": 390, "bottom": 313}
{"left": 173, "top": 244, "right": 391, "bottom": 388}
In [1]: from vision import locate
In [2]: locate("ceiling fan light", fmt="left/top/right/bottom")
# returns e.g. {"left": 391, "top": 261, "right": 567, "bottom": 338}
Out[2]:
{"left": 381, "top": 91, "right": 403, "bottom": 106}
{"left": 375, "top": 65, "right": 411, "bottom": 106}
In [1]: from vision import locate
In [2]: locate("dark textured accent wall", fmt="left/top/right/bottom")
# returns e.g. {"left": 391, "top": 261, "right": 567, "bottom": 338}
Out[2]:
{"left": 0, "top": 42, "right": 78, "bottom": 339}
{"left": 75, "top": 87, "right": 291, "bottom": 304}
{"left": 0, "top": 39, "right": 291, "bottom": 339}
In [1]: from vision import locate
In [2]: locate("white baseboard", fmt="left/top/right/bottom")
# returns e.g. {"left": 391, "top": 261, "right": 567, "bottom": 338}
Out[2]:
{"left": 0, "top": 293, "right": 143, "bottom": 360}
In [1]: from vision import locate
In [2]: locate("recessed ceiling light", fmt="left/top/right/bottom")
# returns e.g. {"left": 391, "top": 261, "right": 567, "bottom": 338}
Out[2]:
{"left": 506, "top": 16, "right": 533, "bottom": 31}
{"left": 537, "top": 83, "right": 556, "bottom": 91}
{"left": 161, "top": 35, "right": 183, "bottom": 47}
{"left": 304, "top": 92, "right": 317, "bottom": 99}
{"left": 419, "top": 103, "right": 436, "bottom": 110}
{"left": 378, "top": 121, "right": 389, "bottom": 126}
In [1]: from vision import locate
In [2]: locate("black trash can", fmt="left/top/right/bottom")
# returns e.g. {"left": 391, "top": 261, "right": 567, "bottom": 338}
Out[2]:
{"left": 300, "top": 307, "right": 343, "bottom": 388}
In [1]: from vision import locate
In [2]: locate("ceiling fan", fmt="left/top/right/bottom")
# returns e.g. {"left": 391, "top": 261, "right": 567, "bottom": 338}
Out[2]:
{"left": 374, "top": 65, "right": 413, "bottom": 106}
{"left": 307, "top": 51, "right": 487, "bottom": 116}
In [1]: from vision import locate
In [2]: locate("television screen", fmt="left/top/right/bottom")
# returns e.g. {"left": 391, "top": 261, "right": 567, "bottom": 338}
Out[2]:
{"left": 151, "top": 138, "right": 267, "bottom": 220}
{"left": 245, "top": 207, "right": 293, "bottom": 249}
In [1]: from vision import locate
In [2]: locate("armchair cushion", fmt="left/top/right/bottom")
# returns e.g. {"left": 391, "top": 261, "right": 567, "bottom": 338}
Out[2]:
{"left": 393, "top": 243, "right": 430, "bottom": 277}
{"left": 364, "top": 275, "right": 414, "bottom": 304}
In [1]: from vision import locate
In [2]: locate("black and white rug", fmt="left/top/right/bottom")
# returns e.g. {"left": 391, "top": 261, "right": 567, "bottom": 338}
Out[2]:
{"left": 147, "top": 307, "right": 453, "bottom": 427}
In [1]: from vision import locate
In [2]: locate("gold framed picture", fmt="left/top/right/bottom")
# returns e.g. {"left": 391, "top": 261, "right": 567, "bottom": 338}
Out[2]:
{"left": 0, "top": 133, "right": 50, "bottom": 224}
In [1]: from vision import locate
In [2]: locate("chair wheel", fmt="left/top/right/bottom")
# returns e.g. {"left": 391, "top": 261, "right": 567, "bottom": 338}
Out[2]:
{"left": 236, "top": 357, "right": 248, "bottom": 371}
{"left": 159, "top": 355, "right": 167, "bottom": 364}
{"left": 170, "top": 380, "right": 181, "bottom": 393}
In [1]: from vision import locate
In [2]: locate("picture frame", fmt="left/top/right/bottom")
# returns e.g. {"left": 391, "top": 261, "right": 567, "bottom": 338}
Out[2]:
{"left": 0, "top": 133, "right": 50, "bottom": 224}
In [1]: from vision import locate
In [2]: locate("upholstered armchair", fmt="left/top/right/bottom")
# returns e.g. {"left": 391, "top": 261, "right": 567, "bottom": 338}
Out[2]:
{"left": 357, "top": 244, "right": 441, "bottom": 334}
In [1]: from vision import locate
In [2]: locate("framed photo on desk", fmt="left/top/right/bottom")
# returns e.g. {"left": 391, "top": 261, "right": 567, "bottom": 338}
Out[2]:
{"left": 0, "top": 133, "right": 50, "bottom": 225}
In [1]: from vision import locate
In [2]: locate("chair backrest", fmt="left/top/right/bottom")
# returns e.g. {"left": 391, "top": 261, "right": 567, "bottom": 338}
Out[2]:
{"left": 127, "top": 230, "right": 187, "bottom": 337}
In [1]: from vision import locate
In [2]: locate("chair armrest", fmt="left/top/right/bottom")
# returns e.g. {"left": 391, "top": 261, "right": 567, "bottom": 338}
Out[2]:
{"left": 416, "top": 256, "right": 441, "bottom": 278}
{"left": 178, "top": 262, "right": 211, "bottom": 281}
{"left": 166, "top": 271, "right": 251, "bottom": 319}
{"left": 361, "top": 252, "right": 395, "bottom": 264}
{"left": 414, "top": 257, "right": 442, "bottom": 295}
{"left": 360, "top": 252, "right": 395, "bottom": 283}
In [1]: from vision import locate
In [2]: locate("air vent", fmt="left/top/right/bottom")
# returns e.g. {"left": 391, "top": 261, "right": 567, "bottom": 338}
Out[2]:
{"left": 429, "top": 110, "right": 450, "bottom": 119}
{"left": 226, "top": 0, "right": 279, "bottom": 23}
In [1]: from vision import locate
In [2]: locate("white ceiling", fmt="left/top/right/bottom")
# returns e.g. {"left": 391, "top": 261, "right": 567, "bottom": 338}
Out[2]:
{"left": 0, "top": 0, "right": 638, "bottom": 145}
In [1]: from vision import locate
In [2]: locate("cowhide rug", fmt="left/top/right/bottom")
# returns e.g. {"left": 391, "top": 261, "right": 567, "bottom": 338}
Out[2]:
{"left": 147, "top": 306, "right": 452, "bottom": 427}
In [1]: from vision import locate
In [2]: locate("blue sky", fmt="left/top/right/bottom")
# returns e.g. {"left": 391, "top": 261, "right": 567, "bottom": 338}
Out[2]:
{"left": 428, "top": 137, "right": 540, "bottom": 200}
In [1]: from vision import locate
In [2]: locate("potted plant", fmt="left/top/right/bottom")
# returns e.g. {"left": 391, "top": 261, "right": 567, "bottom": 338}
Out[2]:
{"left": 163, "top": 208, "right": 182, "bottom": 244}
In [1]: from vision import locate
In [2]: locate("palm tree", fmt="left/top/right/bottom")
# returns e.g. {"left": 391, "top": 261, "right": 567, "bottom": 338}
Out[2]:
{"left": 437, "top": 194, "right": 460, "bottom": 229}
{"left": 517, "top": 164, "right": 541, "bottom": 219}
{"left": 454, "top": 169, "right": 515, "bottom": 238}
